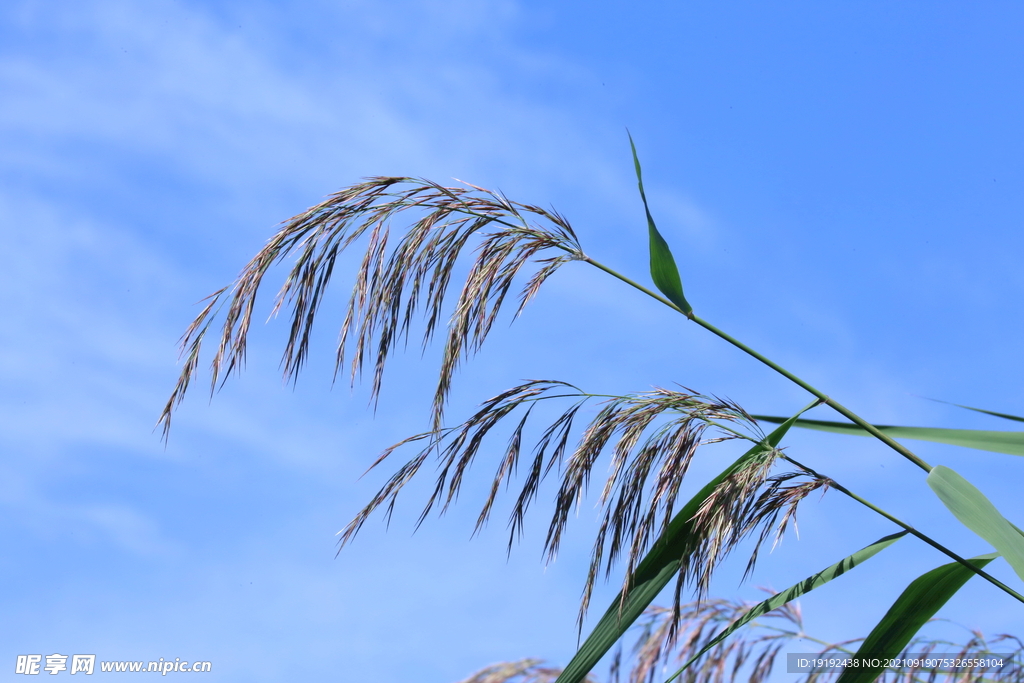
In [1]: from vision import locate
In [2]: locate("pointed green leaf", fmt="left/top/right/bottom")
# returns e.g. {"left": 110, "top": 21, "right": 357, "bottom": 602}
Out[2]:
{"left": 661, "top": 532, "right": 908, "bottom": 683}
{"left": 923, "top": 398, "right": 1024, "bottom": 424}
{"left": 627, "top": 132, "right": 692, "bottom": 316}
{"left": 927, "top": 465, "right": 1024, "bottom": 582}
{"left": 752, "top": 415, "right": 1024, "bottom": 456}
{"left": 555, "top": 405, "right": 813, "bottom": 683}
{"left": 834, "top": 553, "right": 997, "bottom": 683}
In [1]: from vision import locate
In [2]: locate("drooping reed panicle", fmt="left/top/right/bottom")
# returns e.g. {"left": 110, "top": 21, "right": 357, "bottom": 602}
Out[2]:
{"left": 158, "top": 177, "right": 585, "bottom": 438}
{"left": 338, "top": 377, "right": 828, "bottom": 633}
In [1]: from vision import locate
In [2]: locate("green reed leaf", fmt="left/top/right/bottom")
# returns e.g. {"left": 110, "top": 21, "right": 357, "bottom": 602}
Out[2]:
{"left": 834, "top": 552, "right": 997, "bottom": 683}
{"left": 627, "top": 132, "right": 692, "bottom": 316}
{"left": 554, "top": 406, "right": 812, "bottom": 683}
{"left": 662, "top": 531, "right": 908, "bottom": 683}
{"left": 752, "top": 415, "right": 1024, "bottom": 456}
{"left": 927, "top": 465, "right": 1024, "bottom": 582}
{"left": 922, "top": 398, "right": 1024, "bottom": 424}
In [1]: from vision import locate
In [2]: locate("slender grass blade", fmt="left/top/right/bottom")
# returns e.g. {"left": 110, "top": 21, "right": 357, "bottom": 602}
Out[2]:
{"left": 752, "top": 415, "right": 1024, "bottom": 456}
{"left": 627, "top": 132, "right": 692, "bottom": 316}
{"left": 834, "top": 552, "right": 997, "bottom": 683}
{"left": 927, "top": 465, "right": 1024, "bottom": 582}
{"left": 922, "top": 398, "right": 1024, "bottom": 424}
{"left": 661, "top": 531, "right": 908, "bottom": 683}
{"left": 554, "top": 405, "right": 812, "bottom": 683}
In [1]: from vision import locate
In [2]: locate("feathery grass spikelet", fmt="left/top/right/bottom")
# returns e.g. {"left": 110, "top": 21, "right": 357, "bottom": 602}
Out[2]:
{"left": 336, "top": 379, "right": 829, "bottom": 632}
{"left": 454, "top": 659, "right": 598, "bottom": 683}
{"left": 159, "top": 177, "right": 585, "bottom": 438}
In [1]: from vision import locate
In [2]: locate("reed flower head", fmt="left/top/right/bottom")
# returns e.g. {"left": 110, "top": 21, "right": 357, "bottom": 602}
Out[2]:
{"left": 159, "top": 177, "right": 585, "bottom": 438}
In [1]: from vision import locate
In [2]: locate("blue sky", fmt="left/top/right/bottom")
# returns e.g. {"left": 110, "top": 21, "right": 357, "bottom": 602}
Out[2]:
{"left": 2, "top": 1, "right": 1024, "bottom": 681}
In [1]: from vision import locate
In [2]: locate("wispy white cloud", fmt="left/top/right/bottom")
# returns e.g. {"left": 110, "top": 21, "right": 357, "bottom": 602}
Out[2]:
{"left": 0, "top": 0, "right": 620, "bottom": 203}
